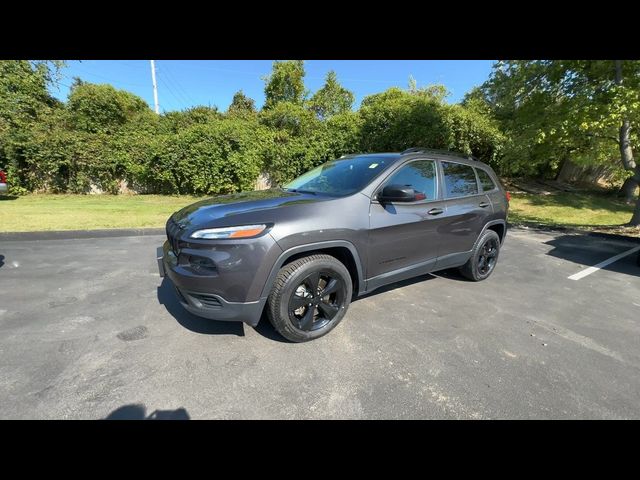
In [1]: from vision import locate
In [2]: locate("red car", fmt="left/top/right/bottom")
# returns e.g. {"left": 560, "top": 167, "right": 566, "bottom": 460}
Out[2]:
{"left": 0, "top": 169, "right": 7, "bottom": 194}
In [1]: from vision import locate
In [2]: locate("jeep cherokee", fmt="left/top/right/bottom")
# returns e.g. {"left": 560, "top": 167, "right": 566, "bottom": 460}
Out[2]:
{"left": 158, "top": 148, "right": 509, "bottom": 342}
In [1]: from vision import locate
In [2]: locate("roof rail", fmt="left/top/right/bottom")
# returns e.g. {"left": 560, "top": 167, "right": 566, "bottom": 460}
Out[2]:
{"left": 401, "top": 147, "right": 483, "bottom": 162}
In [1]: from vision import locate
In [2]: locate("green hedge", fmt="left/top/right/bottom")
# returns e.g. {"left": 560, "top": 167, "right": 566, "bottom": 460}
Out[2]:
{"left": 3, "top": 86, "right": 505, "bottom": 195}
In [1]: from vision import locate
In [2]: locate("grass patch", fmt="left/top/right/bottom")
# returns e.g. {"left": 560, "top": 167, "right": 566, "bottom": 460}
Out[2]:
{"left": 0, "top": 194, "right": 202, "bottom": 232}
{"left": 0, "top": 190, "right": 637, "bottom": 234}
{"left": 509, "top": 191, "right": 635, "bottom": 229}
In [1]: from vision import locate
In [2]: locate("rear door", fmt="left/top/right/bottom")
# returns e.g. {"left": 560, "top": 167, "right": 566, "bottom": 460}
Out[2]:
{"left": 476, "top": 166, "right": 508, "bottom": 219}
{"left": 367, "top": 159, "right": 448, "bottom": 285}
{"left": 436, "top": 160, "right": 492, "bottom": 267}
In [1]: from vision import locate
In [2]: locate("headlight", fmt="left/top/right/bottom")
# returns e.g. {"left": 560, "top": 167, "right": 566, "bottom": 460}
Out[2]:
{"left": 190, "top": 224, "right": 268, "bottom": 239}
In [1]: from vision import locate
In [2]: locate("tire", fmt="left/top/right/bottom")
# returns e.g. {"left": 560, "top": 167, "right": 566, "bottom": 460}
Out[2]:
{"left": 267, "top": 254, "right": 353, "bottom": 343}
{"left": 459, "top": 229, "right": 501, "bottom": 281}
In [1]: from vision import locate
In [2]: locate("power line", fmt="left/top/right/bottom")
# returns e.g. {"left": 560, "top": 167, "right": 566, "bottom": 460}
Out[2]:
{"left": 156, "top": 67, "right": 192, "bottom": 106}
{"left": 173, "top": 61, "right": 399, "bottom": 85}
{"left": 156, "top": 75, "right": 185, "bottom": 112}
{"left": 51, "top": 80, "right": 73, "bottom": 91}
{"left": 175, "top": 62, "right": 264, "bottom": 77}
{"left": 113, "top": 60, "right": 147, "bottom": 69}
{"left": 71, "top": 66, "right": 148, "bottom": 88}
{"left": 74, "top": 60, "right": 401, "bottom": 88}
{"left": 159, "top": 63, "right": 199, "bottom": 106}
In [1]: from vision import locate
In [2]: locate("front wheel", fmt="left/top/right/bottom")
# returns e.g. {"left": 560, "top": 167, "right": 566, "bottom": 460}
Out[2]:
{"left": 267, "top": 254, "right": 352, "bottom": 343}
{"left": 459, "top": 229, "right": 501, "bottom": 281}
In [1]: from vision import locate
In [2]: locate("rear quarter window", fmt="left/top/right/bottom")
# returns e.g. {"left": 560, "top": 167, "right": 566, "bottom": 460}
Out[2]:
{"left": 476, "top": 168, "right": 497, "bottom": 192}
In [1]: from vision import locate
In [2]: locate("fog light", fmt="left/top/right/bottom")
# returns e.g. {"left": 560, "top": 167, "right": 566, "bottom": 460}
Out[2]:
{"left": 188, "top": 255, "right": 217, "bottom": 273}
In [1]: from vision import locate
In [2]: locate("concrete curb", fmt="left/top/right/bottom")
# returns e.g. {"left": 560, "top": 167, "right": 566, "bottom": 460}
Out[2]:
{"left": 508, "top": 223, "right": 640, "bottom": 244}
{"left": 0, "top": 228, "right": 165, "bottom": 241}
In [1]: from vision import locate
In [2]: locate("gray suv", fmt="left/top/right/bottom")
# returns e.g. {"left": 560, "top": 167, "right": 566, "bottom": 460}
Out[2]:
{"left": 158, "top": 148, "right": 509, "bottom": 342}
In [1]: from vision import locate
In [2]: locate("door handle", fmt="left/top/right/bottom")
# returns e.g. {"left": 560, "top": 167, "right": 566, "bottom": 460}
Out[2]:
{"left": 428, "top": 208, "right": 444, "bottom": 216}
{"left": 478, "top": 202, "right": 490, "bottom": 208}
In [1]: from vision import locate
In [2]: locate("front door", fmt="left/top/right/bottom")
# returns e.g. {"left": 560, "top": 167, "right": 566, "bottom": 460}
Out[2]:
{"left": 367, "top": 159, "right": 447, "bottom": 290}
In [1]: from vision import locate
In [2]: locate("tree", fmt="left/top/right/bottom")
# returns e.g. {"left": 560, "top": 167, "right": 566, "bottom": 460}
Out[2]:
{"left": 0, "top": 60, "right": 65, "bottom": 191}
{"left": 67, "top": 82, "right": 151, "bottom": 134}
{"left": 0, "top": 60, "right": 64, "bottom": 130}
{"left": 462, "top": 87, "right": 494, "bottom": 117}
{"left": 358, "top": 85, "right": 504, "bottom": 167}
{"left": 481, "top": 60, "right": 640, "bottom": 225}
{"left": 161, "top": 106, "right": 221, "bottom": 133}
{"left": 359, "top": 87, "right": 447, "bottom": 152}
{"left": 263, "top": 60, "right": 306, "bottom": 110}
{"left": 227, "top": 90, "right": 256, "bottom": 116}
{"left": 408, "top": 75, "right": 418, "bottom": 93}
{"left": 309, "top": 71, "right": 354, "bottom": 119}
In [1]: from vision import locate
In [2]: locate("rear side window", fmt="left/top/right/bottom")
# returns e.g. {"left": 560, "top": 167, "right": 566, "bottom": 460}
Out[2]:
{"left": 442, "top": 162, "right": 479, "bottom": 198}
{"left": 476, "top": 168, "right": 496, "bottom": 192}
{"left": 384, "top": 160, "right": 436, "bottom": 200}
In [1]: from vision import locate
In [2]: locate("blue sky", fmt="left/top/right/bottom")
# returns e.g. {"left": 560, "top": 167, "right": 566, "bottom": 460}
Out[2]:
{"left": 50, "top": 60, "right": 496, "bottom": 112}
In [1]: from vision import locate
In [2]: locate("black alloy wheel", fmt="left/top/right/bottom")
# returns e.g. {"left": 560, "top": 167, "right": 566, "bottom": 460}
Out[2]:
{"left": 477, "top": 237, "right": 499, "bottom": 276}
{"left": 459, "top": 229, "right": 501, "bottom": 281}
{"left": 288, "top": 270, "right": 345, "bottom": 332}
{"left": 267, "top": 254, "right": 353, "bottom": 342}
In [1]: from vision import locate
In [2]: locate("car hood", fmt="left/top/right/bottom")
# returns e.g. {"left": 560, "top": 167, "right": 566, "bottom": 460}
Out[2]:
{"left": 171, "top": 188, "right": 331, "bottom": 230}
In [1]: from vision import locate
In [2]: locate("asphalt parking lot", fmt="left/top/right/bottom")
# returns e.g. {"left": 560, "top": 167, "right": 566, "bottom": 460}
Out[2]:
{"left": 1, "top": 227, "right": 639, "bottom": 419}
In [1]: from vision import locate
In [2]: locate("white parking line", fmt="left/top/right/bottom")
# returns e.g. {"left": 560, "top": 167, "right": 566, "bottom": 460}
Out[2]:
{"left": 568, "top": 245, "right": 640, "bottom": 281}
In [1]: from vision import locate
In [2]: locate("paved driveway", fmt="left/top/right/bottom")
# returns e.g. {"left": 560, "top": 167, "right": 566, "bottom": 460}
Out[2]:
{"left": 0, "top": 227, "right": 639, "bottom": 419}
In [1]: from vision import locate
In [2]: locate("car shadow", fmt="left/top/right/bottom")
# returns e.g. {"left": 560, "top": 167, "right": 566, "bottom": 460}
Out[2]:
{"left": 543, "top": 233, "right": 640, "bottom": 277}
{"left": 0, "top": 255, "right": 4, "bottom": 269}
{"left": 104, "top": 403, "right": 190, "bottom": 420}
{"left": 253, "top": 311, "right": 293, "bottom": 343}
{"left": 157, "top": 277, "right": 245, "bottom": 337}
{"left": 254, "top": 270, "right": 469, "bottom": 343}
{"left": 157, "top": 267, "right": 468, "bottom": 344}
{"left": 0, "top": 196, "right": 17, "bottom": 201}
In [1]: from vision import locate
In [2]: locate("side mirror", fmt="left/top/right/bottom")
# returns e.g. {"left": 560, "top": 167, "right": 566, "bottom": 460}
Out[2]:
{"left": 378, "top": 184, "right": 416, "bottom": 203}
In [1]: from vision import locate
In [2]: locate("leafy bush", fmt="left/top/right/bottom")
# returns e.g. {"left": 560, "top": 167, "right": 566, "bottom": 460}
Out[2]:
{"left": 67, "top": 82, "right": 151, "bottom": 134}
{"left": 1, "top": 62, "right": 508, "bottom": 195}
{"left": 20, "top": 125, "right": 118, "bottom": 193}
{"left": 358, "top": 87, "right": 505, "bottom": 169}
{"left": 148, "top": 118, "right": 269, "bottom": 195}
{"left": 359, "top": 87, "right": 450, "bottom": 152}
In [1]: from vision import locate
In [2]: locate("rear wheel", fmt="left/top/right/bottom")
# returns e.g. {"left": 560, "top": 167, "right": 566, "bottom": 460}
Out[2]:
{"left": 267, "top": 254, "right": 352, "bottom": 343}
{"left": 459, "top": 230, "right": 501, "bottom": 281}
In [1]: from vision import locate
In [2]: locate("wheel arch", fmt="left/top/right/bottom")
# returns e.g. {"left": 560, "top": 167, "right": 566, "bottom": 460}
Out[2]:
{"left": 480, "top": 219, "right": 507, "bottom": 244}
{"left": 260, "top": 241, "right": 365, "bottom": 299}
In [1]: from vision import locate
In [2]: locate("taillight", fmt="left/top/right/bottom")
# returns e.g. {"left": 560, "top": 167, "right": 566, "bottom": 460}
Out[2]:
{"left": 505, "top": 191, "right": 511, "bottom": 202}
{"left": 0, "top": 170, "right": 6, "bottom": 183}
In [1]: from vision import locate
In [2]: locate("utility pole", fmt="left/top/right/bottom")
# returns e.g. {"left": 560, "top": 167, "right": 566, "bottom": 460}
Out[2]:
{"left": 150, "top": 60, "right": 159, "bottom": 114}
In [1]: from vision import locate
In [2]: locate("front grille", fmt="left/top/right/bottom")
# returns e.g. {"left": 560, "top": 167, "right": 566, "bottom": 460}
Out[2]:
{"left": 189, "top": 293, "right": 223, "bottom": 309}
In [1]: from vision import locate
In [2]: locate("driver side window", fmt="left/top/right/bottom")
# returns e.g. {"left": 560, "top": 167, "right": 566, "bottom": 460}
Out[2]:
{"left": 383, "top": 160, "right": 436, "bottom": 201}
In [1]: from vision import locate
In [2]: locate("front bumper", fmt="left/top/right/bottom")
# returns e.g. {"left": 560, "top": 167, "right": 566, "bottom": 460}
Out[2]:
{"left": 157, "top": 243, "right": 268, "bottom": 327}
{"left": 0, "top": 183, "right": 7, "bottom": 194}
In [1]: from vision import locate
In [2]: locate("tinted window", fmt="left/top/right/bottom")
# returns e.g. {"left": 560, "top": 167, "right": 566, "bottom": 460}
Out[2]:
{"left": 284, "top": 155, "right": 397, "bottom": 197}
{"left": 476, "top": 168, "right": 496, "bottom": 192}
{"left": 383, "top": 160, "right": 436, "bottom": 200}
{"left": 442, "top": 162, "right": 478, "bottom": 198}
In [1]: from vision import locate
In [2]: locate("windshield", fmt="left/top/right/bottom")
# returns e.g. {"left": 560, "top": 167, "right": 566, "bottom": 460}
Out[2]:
{"left": 284, "top": 155, "right": 396, "bottom": 197}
